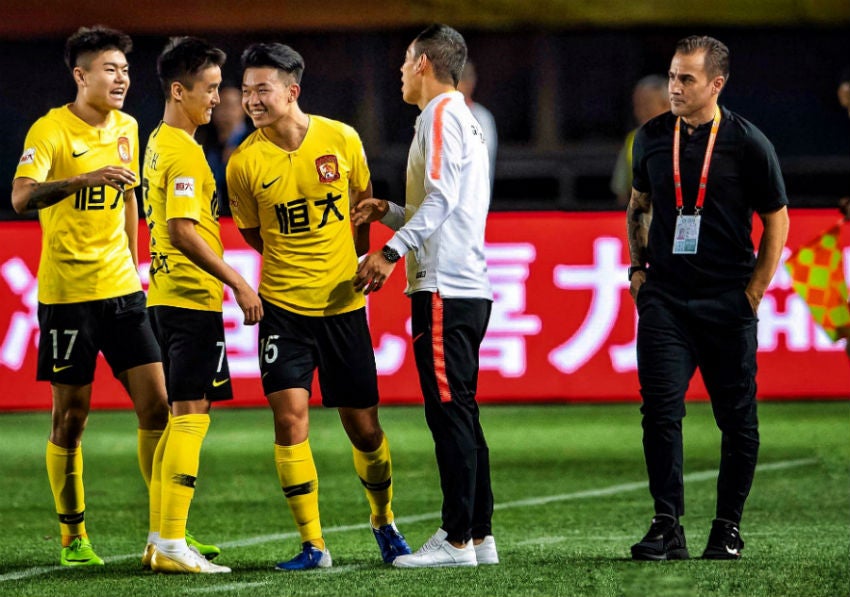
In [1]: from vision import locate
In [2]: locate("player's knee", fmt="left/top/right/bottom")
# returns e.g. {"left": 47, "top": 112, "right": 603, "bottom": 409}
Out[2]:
{"left": 347, "top": 426, "right": 384, "bottom": 452}
{"left": 134, "top": 395, "right": 169, "bottom": 429}
{"left": 52, "top": 406, "right": 89, "bottom": 444}
{"left": 273, "top": 409, "right": 308, "bottom": 437}
{"left": 138, "top": 407, "right": 169, "bottom": 431}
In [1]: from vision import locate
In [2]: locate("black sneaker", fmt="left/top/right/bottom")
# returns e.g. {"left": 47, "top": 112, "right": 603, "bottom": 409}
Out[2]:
{"left": 631, "top": 515, "right": 690, "bottom": 560}
{"left": 702, "top": 519, "right": 744, "bottom": 560}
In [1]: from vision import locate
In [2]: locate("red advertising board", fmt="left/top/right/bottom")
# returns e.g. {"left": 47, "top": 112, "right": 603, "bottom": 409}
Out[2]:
{"left": 0, "top": 209, "right": 847, "bottom": 410}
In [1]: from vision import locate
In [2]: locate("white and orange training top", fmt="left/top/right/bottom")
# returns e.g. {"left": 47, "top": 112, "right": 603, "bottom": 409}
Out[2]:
{"left": 383, "top": 90, "right": 493, "bottom": 300}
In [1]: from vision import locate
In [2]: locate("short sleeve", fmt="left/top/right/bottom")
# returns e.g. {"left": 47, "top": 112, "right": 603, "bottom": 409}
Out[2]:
{"left": 14, "top": 118, "right": 57, "bottom": 183}
{"left": 345, "top": 126, "right": 371, "bottom": 194}
{"left": 226, "top": 155, "right": 259, "bottom": 229}
{"left": 164, "top": 149, "right": 208, "bottom": 223}
{"left": 742, "top": 129, "right": 788, "bottom": 213}
{"left": 631, "top": 126, "right": 650, "bottom": 194}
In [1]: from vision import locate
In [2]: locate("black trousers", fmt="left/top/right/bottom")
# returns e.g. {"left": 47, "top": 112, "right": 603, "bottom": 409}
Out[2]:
{"left": 636, "top": 282, "right": 760, "bottom": 524}
{"left": 410, "top": 291, "right": 494, "bottom": 544}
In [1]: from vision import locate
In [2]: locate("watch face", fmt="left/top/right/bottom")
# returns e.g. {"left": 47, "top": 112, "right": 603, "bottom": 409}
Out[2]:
{"left": 382, "top": 246, "right": 400, "bottom": 263}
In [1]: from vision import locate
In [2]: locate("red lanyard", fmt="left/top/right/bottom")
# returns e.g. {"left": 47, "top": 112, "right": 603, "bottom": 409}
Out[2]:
{"left": 673, "top": 106, "right": 721, "bottom": 214}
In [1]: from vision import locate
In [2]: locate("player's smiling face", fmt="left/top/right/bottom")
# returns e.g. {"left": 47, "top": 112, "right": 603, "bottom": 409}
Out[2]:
{"left": 76, "top": 49, "right": 130, "bottom": 113}
{"left": 241, "top": 67, "right": 296, "bottom": 128}
{"left": 180, "top": 65, "right": 221, "bottom": 127}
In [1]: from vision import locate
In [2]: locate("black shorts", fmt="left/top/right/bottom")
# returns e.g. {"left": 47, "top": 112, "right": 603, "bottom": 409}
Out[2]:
{"left": 37, "top": 291, "right": 161, "bottom": 385}
{"left": 149, "top": 306, "right": 233, "bottom": 403}
{"left": 258, "top": 298, "right": 379, "bottom": 408}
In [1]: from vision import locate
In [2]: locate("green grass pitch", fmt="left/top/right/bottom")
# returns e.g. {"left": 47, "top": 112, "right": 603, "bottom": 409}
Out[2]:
{"left": 1, "top": 400, "right": 847, "bottom": 597}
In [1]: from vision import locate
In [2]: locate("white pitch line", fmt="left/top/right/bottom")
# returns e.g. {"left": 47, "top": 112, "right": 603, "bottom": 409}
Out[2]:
{"left": 0, "top": 457, "right": 817, "bottom": 583}
{"left": 185, "top": 581, "right": 270, "bottom": 594}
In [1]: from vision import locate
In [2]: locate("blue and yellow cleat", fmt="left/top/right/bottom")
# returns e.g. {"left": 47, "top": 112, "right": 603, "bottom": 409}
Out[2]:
{"left": 372, "top": 521, "right": 412, "bottom": 563}
{"left": 275, "top": 542, "right": 332, "bottom": 570}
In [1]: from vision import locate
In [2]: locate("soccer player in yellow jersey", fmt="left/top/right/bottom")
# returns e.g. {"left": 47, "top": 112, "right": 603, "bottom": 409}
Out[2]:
{"left": 141, "top": 36, "right": 263, "bottom": 575}
{"left": 11, "top": 26, "right": 170, "bottom": 567}
{"left": 226, "top": 42, "right": 410, "bottom": 570}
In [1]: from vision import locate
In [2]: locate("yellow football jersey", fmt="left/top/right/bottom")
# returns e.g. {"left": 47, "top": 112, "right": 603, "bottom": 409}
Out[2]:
{"left": 14, "top": 105, "right": 141, "bottom": 304}
{"left": 227, "top": 116, "right": 370, "bottom": 316}
{"left": 143, "top": 121, "right": 224, "bottom": 312}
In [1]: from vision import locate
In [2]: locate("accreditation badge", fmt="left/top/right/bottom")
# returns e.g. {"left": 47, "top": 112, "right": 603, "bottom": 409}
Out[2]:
{"left": 672, "top": 214, "right": 701, "bottom": 254}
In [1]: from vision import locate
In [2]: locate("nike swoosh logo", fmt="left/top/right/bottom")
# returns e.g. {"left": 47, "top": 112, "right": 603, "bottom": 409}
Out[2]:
{"left": 52, "top": 364, "right": 73, "bottom": 373}
{"left": 412, "top": 332, "right": 425, "bottom": 343}
{"left": 261, "top": 177, "right": 280, "bottom": 189}
{"left": 212, "top": 378, "right": 229, "bottom": 388}
{"left": 72, "top": 149, "right": 89, "bottom": 158}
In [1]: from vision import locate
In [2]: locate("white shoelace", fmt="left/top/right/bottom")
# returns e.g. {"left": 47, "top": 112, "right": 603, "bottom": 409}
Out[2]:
{"left": 417, "top": 529, "right": 449, "bottom": 554}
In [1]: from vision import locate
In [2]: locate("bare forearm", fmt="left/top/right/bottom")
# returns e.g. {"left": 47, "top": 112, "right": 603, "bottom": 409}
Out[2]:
{"left": 170, "top": 219, "right": 263, "bottom": 324}
{"left": 13, "top": 165, "right": 137, "bottom": 214}
{"left": 12, "top": 177, "right": 83, "bottom": 213}
{"left": 749, "top": 207, "right": 790, "bottom": 297}
{"left": 353, "top": 186, "right": 372, "bottom": 256}
{"left": 183, "top": 244, "right": 245, "bottom": 291}
{"left": 238, "top": 227, "right": 264, "bottom": 254}
{"left": 354, "top": 224, "right": 370, "bottom": 257}
{"left": 124, "top": 190, "right": 139, "bottom": 267}
{"left": 170, "top": 220, "right": 245, "bottom": 291}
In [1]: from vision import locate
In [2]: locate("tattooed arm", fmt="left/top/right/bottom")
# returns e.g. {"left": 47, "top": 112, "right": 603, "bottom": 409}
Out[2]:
{"left": 626, "top": 188, "right": 652, "bottom": 300}
{"left": 11, "top": 165, "right": 137, "bottom": 214}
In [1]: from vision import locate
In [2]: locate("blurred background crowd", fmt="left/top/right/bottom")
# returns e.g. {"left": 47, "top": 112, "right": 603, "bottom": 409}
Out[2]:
{"left": 1, "top": 0, "right": 848, "bottom": 217}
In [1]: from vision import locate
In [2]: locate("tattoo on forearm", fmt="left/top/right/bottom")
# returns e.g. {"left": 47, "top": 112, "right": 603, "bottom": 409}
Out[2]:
{"left": 25, "top": 180, "right": 76, "bottom": 211}
{"left": 626, "top": 190, "right": 652, "bottom": 265}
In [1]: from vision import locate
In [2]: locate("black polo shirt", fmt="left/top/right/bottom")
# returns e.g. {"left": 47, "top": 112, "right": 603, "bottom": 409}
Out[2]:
{"left": 632, "top": 106, "right": 788, "bottom": 297}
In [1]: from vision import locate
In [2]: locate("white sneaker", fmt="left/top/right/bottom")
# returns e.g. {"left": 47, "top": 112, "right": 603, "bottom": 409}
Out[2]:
{"left": 413, "top": 528, "right": 448, "bottom": 555}
{"left": 474, "top": 535, "right": 499, "bottom": 564}
{"left": 393, "top": 529, "right": 477, "bottom": 568}
{"left": 151, "top": 545, "right": 231, "bottom": 574}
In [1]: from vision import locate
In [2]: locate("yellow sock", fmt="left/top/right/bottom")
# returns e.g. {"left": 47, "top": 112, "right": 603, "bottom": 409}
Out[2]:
{"left": 275, "top": 440, "right": 323, "bottom": 549}
{"left": 160, "top": 414, "right": 209, "bottom": 541}
{"left": 352, "top": 434, "right": 393, "bottom": 528}
{"left": 149, "top": 419, "right": 171, "bottom": 535}
{"left": 46, "top": 441, "right": 86, "bottom": 544}
{"left": 138, "top": 427, "right": 164, "bottom": 489}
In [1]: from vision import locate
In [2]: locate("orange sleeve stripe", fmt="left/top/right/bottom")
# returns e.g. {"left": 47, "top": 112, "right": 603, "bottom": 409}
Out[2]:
{"left": 429, "top": 97, "right": 452, "bottom": 181}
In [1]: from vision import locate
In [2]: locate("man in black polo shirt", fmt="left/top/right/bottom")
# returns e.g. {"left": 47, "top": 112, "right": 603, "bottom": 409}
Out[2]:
{"left": 626, "top": 35, "right": 789, "bottom": 561}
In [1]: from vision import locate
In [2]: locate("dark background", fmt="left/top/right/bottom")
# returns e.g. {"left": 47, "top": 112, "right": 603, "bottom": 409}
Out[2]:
{"left": 2, "top": 18, "right": 849, "bottom": 217}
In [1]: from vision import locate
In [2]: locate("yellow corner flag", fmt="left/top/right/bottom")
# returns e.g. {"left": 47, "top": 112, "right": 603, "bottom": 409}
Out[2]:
{"left": 784, "top": 222, "right": 850, "bottom": 342}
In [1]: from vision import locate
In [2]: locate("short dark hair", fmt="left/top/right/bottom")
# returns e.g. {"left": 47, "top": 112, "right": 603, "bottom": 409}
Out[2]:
{"left": 635, "top": 74, "right": 667, "bottom": 93}
{"left": 675, "top": 35, "right": 730, "bottom": 80}
{"left": 156, "top": 36, "right": 226, "bottom": 97}
{"left": 839, "top": 67, "right": 850, "bottom": 85}
{"left": 64, "top": 25, "right": 132, "bottom": 73}
{"left": 240, "top": 43, "right": 305, "bottom": 84}
{"left": 412, "top": 24, "right": 467, "bottom": 87}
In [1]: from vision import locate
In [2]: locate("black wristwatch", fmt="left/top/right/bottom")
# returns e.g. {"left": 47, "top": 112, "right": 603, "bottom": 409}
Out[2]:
{"left": 381, "top": 245, "right": 401, "bottom": 264}
{"left": 628, "top": 265, "right": 647, "bottom": 281}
